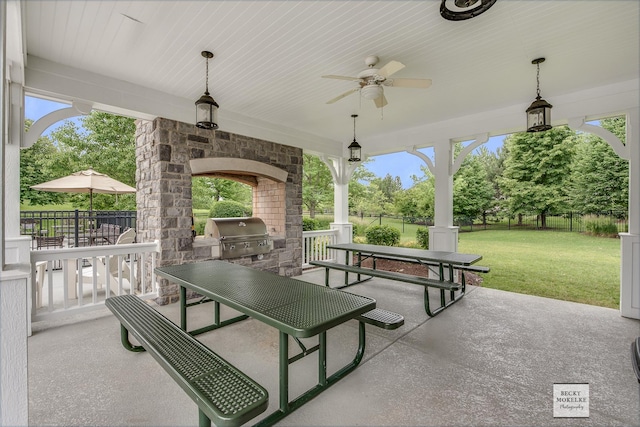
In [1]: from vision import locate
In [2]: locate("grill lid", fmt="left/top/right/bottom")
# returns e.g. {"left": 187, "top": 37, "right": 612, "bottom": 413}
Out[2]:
{"left": 204, "top": 217, "right": 268, "bottom": 239}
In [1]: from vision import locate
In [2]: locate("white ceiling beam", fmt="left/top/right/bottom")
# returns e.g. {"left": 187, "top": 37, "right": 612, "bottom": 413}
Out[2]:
{"left": 24, "top": 55, "right": 343, "bottom": 156}
{"left": 364, "top": 78, "right": 639, "bottom": 156}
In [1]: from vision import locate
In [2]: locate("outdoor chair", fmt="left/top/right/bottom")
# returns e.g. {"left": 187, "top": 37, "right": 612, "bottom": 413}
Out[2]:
{"left": 35, "top": 235, "right": 64, "bottom": 249}
{"left": 80, "top": 228, "right": 137, "bottom": 294}
{"left": 91, "top": 223, "right": 122, "bottom": 245}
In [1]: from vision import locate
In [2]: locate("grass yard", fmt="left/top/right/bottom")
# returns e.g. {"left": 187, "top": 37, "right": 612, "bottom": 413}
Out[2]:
{"left": 458, "top": 230, "right": 620, "bottom": 309}
{"left": 308, "top": 214, "right": 621, "bottom": 308}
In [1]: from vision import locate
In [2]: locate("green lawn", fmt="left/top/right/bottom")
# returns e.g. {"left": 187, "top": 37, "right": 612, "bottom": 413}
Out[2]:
{"left": 310, "top": 214, "right": 621, "bottom": 309}
{"left": 457, "top": 230, "right": 620, "bottom": 309}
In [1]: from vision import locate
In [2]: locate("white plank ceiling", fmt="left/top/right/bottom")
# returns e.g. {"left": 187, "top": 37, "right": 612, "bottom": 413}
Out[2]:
{"left": 22, "top": 0, "right": 639, "bottom": 154}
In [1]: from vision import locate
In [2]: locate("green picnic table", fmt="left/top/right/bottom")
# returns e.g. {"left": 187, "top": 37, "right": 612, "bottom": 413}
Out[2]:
{"left": 155, "top": 260, "right": 377, "bottom": 426}
{"left": 313, "top": 243, "right": 487, "bottom": 316}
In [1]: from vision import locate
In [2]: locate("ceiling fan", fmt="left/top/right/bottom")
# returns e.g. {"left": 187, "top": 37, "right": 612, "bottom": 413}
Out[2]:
{"left": 322, "top": 55, "right": 432, "bottom": 108}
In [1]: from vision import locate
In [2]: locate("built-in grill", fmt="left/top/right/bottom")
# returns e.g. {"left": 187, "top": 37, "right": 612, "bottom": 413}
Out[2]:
{"left": 204, "top": 217, "right": 272, "bottom": 259}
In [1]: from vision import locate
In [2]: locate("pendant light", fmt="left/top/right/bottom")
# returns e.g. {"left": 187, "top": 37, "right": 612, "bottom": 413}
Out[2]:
{"left": 347, "top": 114, "right": 362, "bottom": 162}
{"left": 195, "top": 51, "right": 219, "bottom": 130}
{"left": 526, "top": 57, "right": 553, "bottom": 132}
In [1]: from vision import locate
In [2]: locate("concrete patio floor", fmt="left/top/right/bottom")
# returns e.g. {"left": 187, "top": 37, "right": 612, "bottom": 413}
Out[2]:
{"left": 28, "top": 268, "right": 640, "bottom": 426}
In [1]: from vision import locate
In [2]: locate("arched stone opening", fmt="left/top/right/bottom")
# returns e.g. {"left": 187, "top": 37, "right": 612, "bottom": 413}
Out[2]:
{"left": 191, "top": 158, "right": 287, "bottom": 236}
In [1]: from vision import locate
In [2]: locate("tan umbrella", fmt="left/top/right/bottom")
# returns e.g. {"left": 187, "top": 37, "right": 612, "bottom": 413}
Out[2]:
{"left": 31, "top": 168, "right": 135, "bottom": 212}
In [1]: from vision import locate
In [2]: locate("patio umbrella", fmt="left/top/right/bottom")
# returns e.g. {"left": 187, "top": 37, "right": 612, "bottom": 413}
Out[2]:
{"left": 31, "top": 168, "right": 135, "bottom": 213}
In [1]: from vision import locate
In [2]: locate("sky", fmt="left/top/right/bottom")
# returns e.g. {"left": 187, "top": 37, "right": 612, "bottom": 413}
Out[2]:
{"left": 26, "top": 96, "right": 504, "bottom": 188}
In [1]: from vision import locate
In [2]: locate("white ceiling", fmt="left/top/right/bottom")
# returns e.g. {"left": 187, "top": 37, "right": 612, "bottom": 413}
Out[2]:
{"left": 20, "top": 0, "right": 640, "bottom": 156}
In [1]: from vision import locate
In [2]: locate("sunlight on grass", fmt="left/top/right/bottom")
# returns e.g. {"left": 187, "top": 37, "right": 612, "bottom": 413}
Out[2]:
{"left": 458, "top": 230, "right": 620, "bottom": 309}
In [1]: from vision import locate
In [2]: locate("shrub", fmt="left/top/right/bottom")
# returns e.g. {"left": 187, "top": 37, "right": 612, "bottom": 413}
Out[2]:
{"left": 303, "top": 217, "right": 319, "bottom": 231}
{"left": 583, "top": 215, "right": 619, "bottom": 237}
{"left": 194, "top": 217, "right": 207, "bottom": 236}
{"left": 209, "top": 200, "right": 249, "bottom": 218}
{"left": 353, "top": 235, "right": 367, "bottom": 244}
{"left": 365, "top": 224, "right": 400, "bottom": 246}
{"left": 416, "top": 227, "right": 429, "bottom": 249}
{"left": 352, "top": 223, "right": 367, "bottom": 238}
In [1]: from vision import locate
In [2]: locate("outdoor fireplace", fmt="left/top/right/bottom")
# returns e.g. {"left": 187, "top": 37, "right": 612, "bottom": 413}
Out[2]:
{"left": 136, "top": 117, "right": 303, "bottom": 305}
{"left": 204, "top": 217, "right": 272, "bottom": 259}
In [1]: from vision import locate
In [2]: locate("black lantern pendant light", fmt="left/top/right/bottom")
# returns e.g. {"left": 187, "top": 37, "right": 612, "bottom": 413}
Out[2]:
{"left": 347, "top": 114, "right": 362, "bottom": 162}
{"left": 526, "top": 57, "right": 553, "bottom": 132}
{"left": 195, "top": 51, "right": 219, "bottom": 130}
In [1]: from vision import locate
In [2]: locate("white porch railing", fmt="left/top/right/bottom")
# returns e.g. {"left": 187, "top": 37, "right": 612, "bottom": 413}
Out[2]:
{"left": 30, "top": 241, "right": 160, "bottom": 323}
{"left": 302, "top": 229, "right": 339, "bottom": 268}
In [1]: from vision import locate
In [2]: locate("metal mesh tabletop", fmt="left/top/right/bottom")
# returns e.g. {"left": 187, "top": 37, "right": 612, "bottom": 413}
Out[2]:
{"left": 156, "top": 261, "right": 376, "bottom": 338}
{"left": 327, "top": 243, "right": 482, "bottom": 265}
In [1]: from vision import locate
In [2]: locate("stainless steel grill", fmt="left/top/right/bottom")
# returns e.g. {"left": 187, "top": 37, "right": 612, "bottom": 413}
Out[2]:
{"left": 204, "top": 217, "right": 271, "bottom": 259}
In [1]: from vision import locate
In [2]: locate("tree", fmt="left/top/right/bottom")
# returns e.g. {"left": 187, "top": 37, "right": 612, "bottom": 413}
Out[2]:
{"left": 371, "top": 174, "right": 402, "bottom": 205}
{"left": 42, "top": 111, "right": 137, "bottom": 210}
{"left": 453, "top": 153, "right": 495, "bottom": 220}
{"left": 192, "top": 177, "right": 252, "bottom": 210}
{"left": 20, "top": 120, "right": 67, "bottom": 205}
{"left": 349, "top": 162, "right": 377, "bottom": 217}
{"left": 498, "top": 126, "right": 576, "bottom": 227}
{"left": 475, "top": 145, "right": 506, "bottom": 219}
{"left": 394, "top": 167, "right": 434, "bottom": 219}
{"left": 569, "top": 117, "right": 628, "bottom": 213}
{"left": 302, "top": 154, "right": 333, "bottom": 218}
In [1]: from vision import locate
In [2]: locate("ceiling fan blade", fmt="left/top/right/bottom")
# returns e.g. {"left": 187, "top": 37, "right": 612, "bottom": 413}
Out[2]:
{"left": 387, "top": 78, "right": 432, "bottom": 89}
{"left": 374, "top": 93, "right": 388, "bottom": 109}
{"left": 322, "top": 75, "right": 361, "bottom": 81}
{"left": 377, "top": 60, "right": 405, "bottom": 78}
{"left": 326, "top": 88, "right": 359, "bottom": 104}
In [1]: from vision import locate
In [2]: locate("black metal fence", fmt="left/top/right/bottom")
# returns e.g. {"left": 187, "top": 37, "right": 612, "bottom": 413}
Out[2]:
{"left": 351, "top": 211, "right": 628, "bottom": 234}
{"left": 20, "top": 210, "right": 136, "bottom": 249}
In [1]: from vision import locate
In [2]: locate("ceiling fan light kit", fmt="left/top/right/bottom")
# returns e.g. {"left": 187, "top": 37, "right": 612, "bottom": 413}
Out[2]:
{"left": 195, "top": 50, "right": 219, "bottom": 130}
{"left": 361, "top": 84, "right": 382, "bottom": 100}
{"left": 526, "top": 57, "right": 553, "bottom": 132}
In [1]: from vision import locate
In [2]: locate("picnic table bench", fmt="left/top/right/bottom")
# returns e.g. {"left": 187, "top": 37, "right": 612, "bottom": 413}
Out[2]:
{"left": 312, "top": 243, "right": 489, "bottom": 317}
{"left": 106, "top": 294, "right": 269, "bottom": 427}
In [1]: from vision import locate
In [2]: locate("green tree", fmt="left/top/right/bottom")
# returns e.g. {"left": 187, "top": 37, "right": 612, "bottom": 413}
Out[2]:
{"left": 569, "top": 117, "right": 628, "bottom": 213}
{"left": 475, "top": 145, "right": 506, "bottom": 219}
{"left": 192, "top": 177, "right": 252, "bottom": 210}
{"left": 394, "top": 167, "right": 434, "bottom": 219}
{"left": 44, "top": 111, "right": 137, "bottom": 210}
{"left": 302, "top": 154, "right": 333, "bottom": 218}
{"left": 20, "top": 119, "right": 66, "bottom": 205}
{"left": 498, "top": 126, "right": 576, "bottom": 227}
{"left": 371, "top": 173, "right": 402, "bottom": 205}
{"left": 453, "top": 153, "right": 495, "bottom": 220}
{"left": 349, "top": 162, "right": 377, "bottom": 217}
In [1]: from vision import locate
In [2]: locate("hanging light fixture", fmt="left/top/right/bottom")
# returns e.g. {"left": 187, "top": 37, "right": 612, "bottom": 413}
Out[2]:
{"left": 195, "top": 51, "right": 219, "bottom": 130}
{"left": 526, "top": 57, "right": 553, "bottom": 132}
{"left": 347, "top": 114, "right": 362, "bottom": 163}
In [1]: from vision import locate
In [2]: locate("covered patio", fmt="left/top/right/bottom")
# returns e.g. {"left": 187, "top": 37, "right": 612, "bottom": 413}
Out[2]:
{"left": 28, "top": 270, "right": 640, "bottom": 426}
{"left": 2, "top": 1, "right": 639, "bottom": 425}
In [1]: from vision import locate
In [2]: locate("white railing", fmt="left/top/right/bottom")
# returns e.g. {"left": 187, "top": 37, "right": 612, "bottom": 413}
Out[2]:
{"left": 30, "top": 241, "right": 160, "bottom": 323}
{"left": 302, "top": 229, "right": 339, "bottom": 268}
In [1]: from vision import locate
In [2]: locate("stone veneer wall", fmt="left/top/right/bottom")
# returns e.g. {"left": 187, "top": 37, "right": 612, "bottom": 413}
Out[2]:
{"left": 135, "top": 117, "right": 303, "bottom": 305}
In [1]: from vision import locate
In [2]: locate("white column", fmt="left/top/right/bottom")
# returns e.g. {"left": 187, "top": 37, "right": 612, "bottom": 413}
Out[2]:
{"left": 408, "top": 141, "right": 458, "bottom": 252}
{"left": 322, "top": 156, "right": 357, "bottom": 246}
{"left": 0, "top": 269, "right": 29, "bottom": 426}
{"left": 620, "top": 108, "right": 639, "bottom": 319}
{"left": 569, "top": 112, "right": 639, "bottom": 319}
